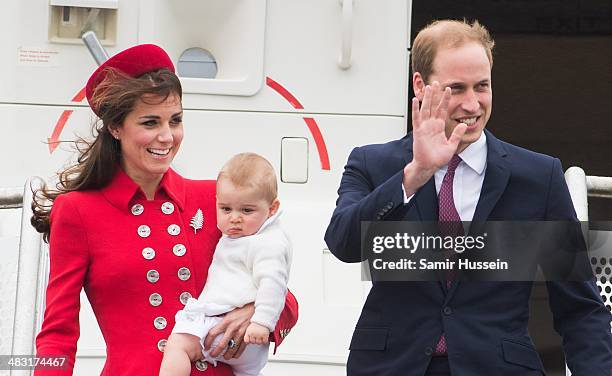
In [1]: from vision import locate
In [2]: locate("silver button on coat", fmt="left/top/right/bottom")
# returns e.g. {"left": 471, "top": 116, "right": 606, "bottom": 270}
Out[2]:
{"left": 157, "top": 339, "right": 167, "bottom": 352}
{"left": 147, "top": 270, "right": 160, "bottom": 283}
{"left": 195, "top": 360, "right": 208, "bottom": 371}
{"left": 138, "top": 225, "right": 151, "bottom": 238}
{"left": 177, "top": 267, "right": 191, "bottom": 281}
{"left": 142, "top": 247, "right": 155, "bottom": 260}
{"left": 131, "top": 204, "right": 144, "bottom": 216}
{"left": 149, "top": 293, "right": 162, "bottom": 306}
{"left": 161, "top": 202, "right": 175, "bottom": 214}
{"left": 173, "top": 244, "right": 187, "bottom": 257}
{"left": 154, "top": 317, "right": 167, "bottom": 330}
{"left": 167, "top": 224, "right": 181, "bottom": 236}
{"left": 179, "top": 292, "right": 192, "bottom": 305}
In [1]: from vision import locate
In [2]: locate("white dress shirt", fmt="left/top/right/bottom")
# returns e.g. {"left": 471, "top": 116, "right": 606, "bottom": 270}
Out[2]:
{"left": 403, "top": 132, "right": 488, "bottom": 221}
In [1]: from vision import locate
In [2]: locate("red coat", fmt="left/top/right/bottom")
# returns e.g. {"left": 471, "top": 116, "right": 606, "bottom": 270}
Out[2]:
{"left": 35, "top": 168, "right": 298, "bottom": 375}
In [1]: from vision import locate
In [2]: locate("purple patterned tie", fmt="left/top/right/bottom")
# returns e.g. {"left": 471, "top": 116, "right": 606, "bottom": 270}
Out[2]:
{"left": 434, "top": 154, "right": 462, "bottom": 355}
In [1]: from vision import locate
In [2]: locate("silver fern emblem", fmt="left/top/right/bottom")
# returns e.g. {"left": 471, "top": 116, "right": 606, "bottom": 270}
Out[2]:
{"left": 190, "top": 209, "right": 204, "bottom": 234}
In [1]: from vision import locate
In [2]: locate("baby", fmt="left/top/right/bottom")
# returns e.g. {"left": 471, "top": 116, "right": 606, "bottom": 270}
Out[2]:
{"left": 160, "top": 153, "right": 292, "bottom": 376}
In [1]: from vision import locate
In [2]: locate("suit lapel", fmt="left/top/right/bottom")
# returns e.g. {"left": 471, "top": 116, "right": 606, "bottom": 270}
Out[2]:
{"left": 472, "top": 131, "right": 511, "bottom": 222}
{"left": 447, "top": 131, "right": 510, "bottom": 301}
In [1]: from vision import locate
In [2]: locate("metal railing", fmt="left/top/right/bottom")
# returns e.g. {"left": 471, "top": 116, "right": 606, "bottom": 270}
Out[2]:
{"left": 1, "top": 179, "right": 46, "bottom": 376}
{"left": 564, "top": 166, "right": 612, "bottom": 376}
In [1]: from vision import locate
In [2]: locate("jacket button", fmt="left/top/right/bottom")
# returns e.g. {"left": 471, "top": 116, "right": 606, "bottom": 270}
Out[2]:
{"left": 161, "top": 202, "right": 175, "bottom": 214}
{"left": 154, "top": 316, "right": 167, "bottom": 330}
{"left": 173, "top": 244, "right": 187, "bottom": 257}
{"left": 131, "top": 204, "right": 144, "bottom": 216}
{"left": 138, "top": 225, "right": 151, "bottom": 238}
{"left": 142, "top": 247, "right": 156, "bottom": 260}
{"left": 157, "top": 339, "right": 167, "bottom": 352}
{"left": 177, "top": 267, "right": 191, "bottom": 281}
{"left": 180, "top": 292, "right": 192, "bottom": 305}
{"left": 195, "top": 360, "right": 208, "bottom": 371}
{"left": 425, "top": 346, "right": 433, "bottom": 356}
{"left": 443, "top": 306, "right": 452, "bottom": 316}
{"left": 149, "top": 293, "right": 162, "bottom": 307}
{"left": 147, "top": 270, "right": 160, "bottom": 283}
{"left": 167, "top": 224, "right": 181, "bottom": 236}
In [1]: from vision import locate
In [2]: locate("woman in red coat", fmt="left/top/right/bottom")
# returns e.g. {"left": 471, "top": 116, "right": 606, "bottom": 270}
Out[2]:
{"left": 31, "top": 44, "right": 298, "bottom": 375}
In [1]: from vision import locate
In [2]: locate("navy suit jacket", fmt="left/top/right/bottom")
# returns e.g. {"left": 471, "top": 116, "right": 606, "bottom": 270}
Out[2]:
{"left": 325, "top": 130, "right": 612, "bottom": 376}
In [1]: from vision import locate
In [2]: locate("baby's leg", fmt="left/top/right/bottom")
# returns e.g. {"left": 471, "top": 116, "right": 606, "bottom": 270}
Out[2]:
{"left": 159, "top": 333, "right": 202, "bottom": 376}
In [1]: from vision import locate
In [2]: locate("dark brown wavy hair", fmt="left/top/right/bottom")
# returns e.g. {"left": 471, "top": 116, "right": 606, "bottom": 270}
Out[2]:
{"left": 31, "top": 67, "right": 182, "bottom": 242}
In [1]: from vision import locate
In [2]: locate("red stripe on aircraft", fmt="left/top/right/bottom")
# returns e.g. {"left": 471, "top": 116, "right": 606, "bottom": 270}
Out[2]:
{"left": 266, "top": 77, "right": 304, "bottom": 109}
{"left": 266, "top": 76, "right": 331, "bottom": 170}
{"left": 48, "top": 87, "right": 86, "bottom": 154}
{"left": 303, "top": 117, "right": 330, "bottom": 170}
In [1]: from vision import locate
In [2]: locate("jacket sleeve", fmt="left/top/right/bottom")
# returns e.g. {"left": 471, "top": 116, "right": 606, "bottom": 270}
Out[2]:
{"left": 249, "top": 236, "right": 291, "bottom": 331}
{"left": 544, "top": 158, "right": 612, "bottom": 375}
{"left": 324, "top": 146, "right": 410, "bottom": 263}
{"left": 35, "top": 195, "right": 89, "bottom": 375}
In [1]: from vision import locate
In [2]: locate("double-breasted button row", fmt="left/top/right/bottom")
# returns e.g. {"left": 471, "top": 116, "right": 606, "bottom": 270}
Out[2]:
{"left": 140, "top": 224, "right": 181, "bottom": 237}
{"left": 142, "top": 244, "right": 187, "bottom": 260}
{"left": 132, "top": 202, "right": 175, "bottom": 216}
{"left": 147, "top": 268, "right": 191, "bottom": 282}
{"left": 150, "top": 292, "right": 193, "bottom": 306}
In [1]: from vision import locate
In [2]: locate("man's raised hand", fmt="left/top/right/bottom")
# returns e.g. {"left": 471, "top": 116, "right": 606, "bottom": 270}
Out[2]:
{"left": 403, "top": 81, "right": 467, "bottom": 197}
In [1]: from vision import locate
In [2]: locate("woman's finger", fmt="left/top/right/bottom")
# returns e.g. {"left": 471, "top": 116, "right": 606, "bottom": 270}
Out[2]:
{"left": 210, "top": 324, "right": 236, "bottom": 358}
{"left": 203, "top": 320, "right": 227, "bottom": 350}
{"left": 234, "top": 340, "right": 248, "bottom": 358}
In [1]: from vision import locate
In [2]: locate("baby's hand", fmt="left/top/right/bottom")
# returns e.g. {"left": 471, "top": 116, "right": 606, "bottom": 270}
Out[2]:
{"left": 244, "top": 322, "right": 270, "bottom": 345}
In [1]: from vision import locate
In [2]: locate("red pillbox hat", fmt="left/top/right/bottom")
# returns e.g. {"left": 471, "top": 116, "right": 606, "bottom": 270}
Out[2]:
{"left": 86, "top": 44, "right": 175, "bottom": 116}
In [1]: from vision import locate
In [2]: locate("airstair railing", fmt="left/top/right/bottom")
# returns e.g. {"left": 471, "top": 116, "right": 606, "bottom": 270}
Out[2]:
{"left": 2, "top": 179, "right": 47, "bottom": 376}
{"left": 564, "top": 167, "right": 612, "bottom": 376}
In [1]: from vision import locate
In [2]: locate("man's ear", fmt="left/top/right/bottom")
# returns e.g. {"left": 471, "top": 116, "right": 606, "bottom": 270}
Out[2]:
{"left": 413, "top": 72, "right": 426, "bottom": 101}
{"left": 269, "top": 199, "right": 280, "bottom": 217}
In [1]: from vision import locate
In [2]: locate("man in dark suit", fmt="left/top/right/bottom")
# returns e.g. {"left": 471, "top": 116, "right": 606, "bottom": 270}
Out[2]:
{"left": 325, "top": 19, "right": 612, "bottom": 376}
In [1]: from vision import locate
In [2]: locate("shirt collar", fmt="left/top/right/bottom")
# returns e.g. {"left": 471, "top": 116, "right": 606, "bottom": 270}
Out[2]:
{"left": 458, "top": 132, "right": 487, "bottom": 175}
{"left": 101, "top": 167, "right": 185, "bottom": 212}
{"left": 220, "top": 209, "right": 282, "bottom": 240}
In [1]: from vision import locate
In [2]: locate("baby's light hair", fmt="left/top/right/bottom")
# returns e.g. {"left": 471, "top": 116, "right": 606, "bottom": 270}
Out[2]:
{"left": 217, "top": 152, "right": 278, "bottom": 203}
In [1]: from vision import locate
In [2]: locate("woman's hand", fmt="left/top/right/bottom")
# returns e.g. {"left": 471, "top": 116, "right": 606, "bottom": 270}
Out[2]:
{"left": 204, "top": 303, "right": 255, "bottom": 359}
